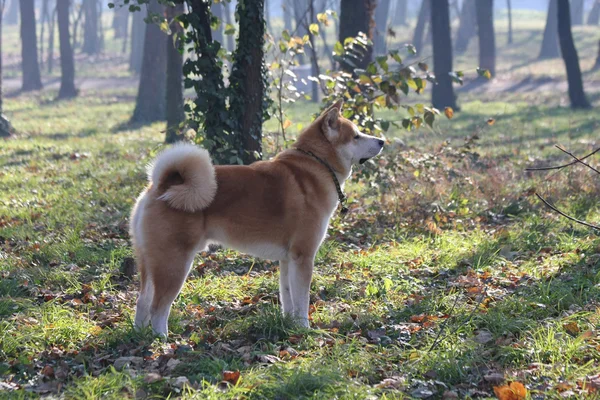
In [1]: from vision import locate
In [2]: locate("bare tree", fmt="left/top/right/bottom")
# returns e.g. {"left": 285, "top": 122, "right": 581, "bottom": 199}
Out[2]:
{"left": 5, "top": 0, "right": 17, "bottom": 24}
{"left": 412, "top": 0, "right": 429, "bottom": 55}
{"left": 165, "top": 3, "right": 185, "bottom": 143}
{"left": 283, "top": 0, "right": 292, "bottom": 31}
{"left": 0, "top": 0, "right": 13, "bottom": 137}
{"left": 570, "top": 0, "right": 584, "bottom": 25}
{"left": 588, "top": 0, "right": 600, "bottom": 25}
{"left": 112, "top": 4, "right": 129, "bottom": 39}
{"left": 454, "top": 0, "right": 476, "bottom": 54}
{"left": 557, "top": 0, "right": 589, "bottom": 108}
{"left": 57, "top": 0, "right": 77, "bottom": 98}
{"left": 20, "top": 0, "right": 43, "bottom": 91}
{"left": 431, "top": 0, "right": 456, "bottom": 110}
{"left": 475, "top": 0, "right": 495, "bottom": 78}
{"left": 47, "top": 3, "right": 57, "bottom": 73}
{"left": 506, "top": 0, "right": 513, "bottom": 44}
{"left": 595, "top": 40, "right": 600, "bottom": 70}
{"left": 539, "top": 0, "right": 560, "bottom": 59}
{"left": 373, "top": 0, "right": 391, "bottom": 55}
{"left": 129, "top": 8, "right": 145, "bottom": 73}
{"left": 393, "top": 0, "right": 407, "bottom": 26}
{"left": 131, "top": 0, "right": 167, "bottom": 123}
{"left": 82, "top": 0, "right": 99, "bottom": 54}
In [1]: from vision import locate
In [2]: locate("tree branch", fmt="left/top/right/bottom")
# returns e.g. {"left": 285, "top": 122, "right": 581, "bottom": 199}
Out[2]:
{"left": 535, "top": 193, "right": 600, "bottom": 231}
{"left": 555, "top": 145, "right": 600, "bottom": 175}
{"left": 525, "top": 146, "right": 600, "bottom": 172}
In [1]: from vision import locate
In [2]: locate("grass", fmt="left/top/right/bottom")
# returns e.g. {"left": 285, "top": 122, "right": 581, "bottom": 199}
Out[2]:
{"left": 1, "top": 7, "right": 600, "bottom": 399}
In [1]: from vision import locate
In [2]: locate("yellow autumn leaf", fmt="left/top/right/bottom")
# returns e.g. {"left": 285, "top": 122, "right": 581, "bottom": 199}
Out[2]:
{"left": 444, "top": 107, "right": 454, "bottom": 119}
{"left": 283, "top": 119, "right": 292, "bottom": 130}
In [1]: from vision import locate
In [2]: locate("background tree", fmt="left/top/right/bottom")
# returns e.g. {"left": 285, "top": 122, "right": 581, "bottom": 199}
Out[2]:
{"left": 392, "top": 0, "right": 407, "bottom": 26}
{"left": 0, "top": 0, "right": 13, "bottom": 137}
{"left": 539, "top": 0, "right": 560, "bottom": 59}
{"left": 588, "top": 0, "right": 600, "bottom": 25}
{"left": 339, "top": 0, "right": 375, "bottom": 69}
{"left": 475, "top": 0, "right": 495, "bottom": 79}
{"left": 506, "top": 0, "right": 513, "bottom": 44}
{"left": 131, "top": 0, "right": 166, "bottom": 123}
{"left": 431, "top": 0, "right": 456, "bottom": 110}
{"left": 283, "top": 0, "right": 292, "bottom": 31}
{"left": 129, "top": 9, "right": 145, "bottom": 73}
{"left": 454, "top": 0, "right": 476, "bottom": 54}
{"left": 112, "top": 4, "right": 129, "bottom": 39}
{"left": 570, "top": 0, "right": 584, "bottom": 26}
{"left": 82, "top": 0, "right": 100, "bottom": 54}
{"left": 19, "top": 0, "right": 43, "bottom": 91}
{"left": 5, "top": 0, "right": 17, "bottom": 25}
{"left": 57, "top": 0, "right": 77, "bottom": 98}
{"left": 373, "top": 0, "right": 391, "bottom": 55}
{"left": 412, "top": 0, "right": 429, "bottom": 55}
{"left": 165, "top": 3, "right": 185, "bottom": 144}
{"left": 557, "top": 0, "right": 589, "bottom": 109}
{"left": 594, "top": 40, "right": 600, "bottom": 70}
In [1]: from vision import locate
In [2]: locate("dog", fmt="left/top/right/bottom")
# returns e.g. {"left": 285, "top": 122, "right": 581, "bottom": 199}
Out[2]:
{"left": 130, "top": 99, "right": 384, "bottom": 337}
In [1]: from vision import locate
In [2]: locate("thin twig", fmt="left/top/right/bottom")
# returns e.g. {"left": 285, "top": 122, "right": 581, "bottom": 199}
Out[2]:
{"left": 428, "top": 292, "right": 460, "bottom": 352}
{"left": 525, "top": 147, "right": 600, "bottom": 172}
{"left": 535, "top": 193, "right": 600, "bottom": 231}
{"left": 555, "top": 145, "right": 600, "bottom": 175}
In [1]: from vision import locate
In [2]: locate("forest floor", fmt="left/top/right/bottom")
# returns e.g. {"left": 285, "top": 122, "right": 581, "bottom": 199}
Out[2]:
{"left": 1, "top": 84, "right": 599, "bottom": 399}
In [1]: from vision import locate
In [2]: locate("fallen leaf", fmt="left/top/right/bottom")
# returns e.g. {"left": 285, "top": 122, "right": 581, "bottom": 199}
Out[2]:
{"left": 223, "top": 370, "right": 241, "bottom": 385}
{"left": 493, "top": 381, "right": 527, "bottom": 400}
{"left": 444, "top": 107, "right": 454, "bottom": 119}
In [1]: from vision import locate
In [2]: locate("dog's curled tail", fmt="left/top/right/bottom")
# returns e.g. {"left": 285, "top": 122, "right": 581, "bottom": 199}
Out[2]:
{"left": 148, "top": 143, "right": 217, "bottom": 212}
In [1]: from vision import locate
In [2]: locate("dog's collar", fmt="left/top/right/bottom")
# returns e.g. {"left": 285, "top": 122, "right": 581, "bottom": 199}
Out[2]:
{"left": 294, "top": 148, "right": 348, "bottom": 216}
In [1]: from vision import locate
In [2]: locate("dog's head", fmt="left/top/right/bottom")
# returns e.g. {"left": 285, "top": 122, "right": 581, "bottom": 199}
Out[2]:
{"left": 318, "top": 99, "right": 385, "bottom": 168}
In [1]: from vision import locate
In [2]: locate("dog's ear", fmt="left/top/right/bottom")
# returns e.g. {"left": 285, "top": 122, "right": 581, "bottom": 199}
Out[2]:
{"left": 321, "top": 107, "right": 340, "bottom": 141}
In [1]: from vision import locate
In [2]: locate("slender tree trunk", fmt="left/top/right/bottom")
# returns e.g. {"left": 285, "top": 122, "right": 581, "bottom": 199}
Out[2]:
{"left": 539, "top": 0, "right": 560, "bottom": 59}
{"left": 113, "top": 4, "right": 129, "bottom": 38}
{"left": 57, "top": 0, "right": 77, "bottom": 98}
{"left": 506, "top": 0, "right": 513, "bottom": 44}
{"left": 229, "top": 0, "right": 268, "bottom": 164}
{"left": 40, "top": 0, "right": 48, "bottom": 70}
{"left": 412, "top": 0, "right": 429, "bottom": 55}
{"left": 570, "top": 0, "right": 583, "bottom": 26}
{"left": 283, "top": 0, "right": 292, "bottom": 31}
{"left": 454, "top": 0, "right": 476, "bottom": 54}
{"left": 6, "top": 0, "right": 17, "bottom": 25}
{"left": 82, "top": 0, "right": 99, "bottom": 54}
{"left": 393, "top": 0, "right": 407, "bottom": 25}
{"left": 339, "top": 0, "right": 375, "bottom": 69}
{"left": 20, "top": 0, "right": 43, "bottom": 91}
{"left": 211, "top": 2, "right": 224, "bottom": 47}
{"left": 594, "top": 40, "right": 600, "bottom": 70}
{"left": 121, "top": 7, "right": 129, "bottom": 54}
{"left": 47, "top": 5, "right": 56, "bottom": 73}
{"left": 431, "top": 0, "right": 456, "bottom": 110}
{"left": 265, "top": 0, "right": 271, "bottom": 34}
{"left": 588, "top": 0, "right": 600, "bottom": 25}
{"left": 131, "top": 0, "right": 167, "bottom": 123}
{"left": 373, "top": 0, "right": 391, "bottom": 55}
{"left": 1, "top": 0, "right": 14, "bottom": 137}
{"left": 557, "top": 0, "right": 589, "bottom": 109}
{"left": 475, "top": 0, "right": 495, "bottom": 79}
{"left": 129, "top": 9, "right": 145, "bottom": 73}
{"left": 223, "top": 0, "right": 234, "bottom": 52}
{"left": 71, "top": 2, "right": 85, "bottom": 50}
{"left": 165, "top": 3, "right": 185, "bottom": 144}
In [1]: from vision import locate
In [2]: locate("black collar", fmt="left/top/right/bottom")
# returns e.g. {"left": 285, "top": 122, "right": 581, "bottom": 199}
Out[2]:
{"left": 295, "top": 148, "right": 348, "bottom": 216}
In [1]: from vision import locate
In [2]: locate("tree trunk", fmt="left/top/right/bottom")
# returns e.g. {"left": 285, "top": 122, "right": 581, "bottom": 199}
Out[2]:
{"left": 283, "top": 0, "right": 292, "bottom": 31}
{"left": 223, "top": 0, "right": 234, "bottom": 52}
{"left": 131, "top": 0, "right": 166, "bottom": 123}
{"left": 539, "top": 0, "right": 560, "bottom": 59}
{"left": 47, "top": 4, "right": 56, "bottom": 73}
{"left": 57, "top": 0, "right": 77, "bottom": 98}
{"left": 557, "top": 0, "right": 590, "bottom": 108}
{"left": 6, "top": 0, "right": 18, "bottom": 25}
{"left": 393, "top": 0, "right": 407, "bottom": 25}
{"left": 339, "top": 0, "right": 375, "bottom": 69}
{"left": 570, "top": 0, "right": 583, "bottom": 25}
{"left": 588, "top": 0, "right": 600, "bottom": 25}
{"left": 594, "top": 40, "right": 600, "bottom": 70}
{"left": 506, "top": 0, "right": 513, "bottom": 44}
{"left": 475, "top": 0, "right": 495, "bottom": 79}
{"left": 0, "top": 1, "right": 14, "bottom": 137}
{"left": 165, "top": 3, "right": 185, "bottom": 144}
{"left": 113, "top": 4, "right": 129, "bottom": 39}
{"left": 229, "top": 0, "right": 268, "bottom": 164}
{"left": 211, "top": 2, "right": 224, "bottom": 47}
{"left": 20, "top": 0, "right": 43, "bottom": 91}
{"left": 373, "top": 0, "right": 391, "bottom": 55}
{"left": 412, "top": 0, "right": 429, "bottom": 55}
{"left": 454, "top": 0, "right": 476, "bottom": 54}
{"left": 431, "top": 0, "right": 456, "bottom": 110}
{"left": 82, "top": 0, "right": 99, "bottom": 54}
{"left": 129, "top": 9, "right": 145, "bottom": 73}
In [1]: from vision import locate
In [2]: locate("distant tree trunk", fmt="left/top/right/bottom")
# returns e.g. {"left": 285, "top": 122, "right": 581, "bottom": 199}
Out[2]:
{"left": 72, "top": 2, "right": 85, "bottom": 50}
{"left": 129, "top": 9, "right": 145, "bottom": 73}
{"left": 1, "top": 0, "right": 14, "bottom": 137}
{"left": 165, "top": 3, "right": 184, "bottom": 144}
{"left": 131, "top": 0, "right": 166, "bottom": 123}
{"left": 539, "top": 0, "right": 560, "bottom": 59}
{"left": 211, "top": 2, "right": 224, "bottom": 47}
{"left": 588, "top": 0, "right": 600, "bottom": 25}
{"left": 475, "top": 0, "right": 495, "bottom": 79}
{"left": 339, "top": 0, "right": 375, "bottom": 69}
{"left": 39, "top": 0, "right": 49, "bottom": 70}
{"left": 223, "top": 0, "right": 234, "bottom": 52}
{"left": 265, "top": 0, "right": 271, "bottom": 34}
{"left": 47, "top": 5, "right": 56, "bottom": 73}
{"left": 6, "top": 0, "right": 17, "bottom": 25}
{"left": 293, "top": 0, "right": 309, "bottom": 64}
{"left": 506, "top": 0, "right": 513, "bottom": 44}
{"left": 283, "top": 0, "right": 292, "bottom": 31}
{"left": 373, "top": 0, "right": 391, "bottom": 55}
{"left": 112, "top": 4, "right": 129, "bottom": 39}
{"left": 82, "top": 0, "right": 99, "bottom": 54}
{"left": 229, "top": 0, "right": 268, "bottom": 164}
{"left": 557, "top": 0, "right": 590, "bottom": 108}
{"left": 431, "top": 0, "right": 456, "bottom": 110}
{"left": 20, "top": 0, "right": 43, "bottom": 91}
{"left": 454, "top": 0, "right": 476, "bottom": 54}
{"left": 57, "top": 0, "right": 77, "bottom": 98}
{"left": 412, "top": 0, "right": 429, "bottom": 55}
{"left": 393, "top": 0, "right": 407, "bottom": 25}
{"left": 570, "top": 0, "right": 583, "bottom": 25}
{"left": 594, "top": 40, "right": 600, "bottom": 69}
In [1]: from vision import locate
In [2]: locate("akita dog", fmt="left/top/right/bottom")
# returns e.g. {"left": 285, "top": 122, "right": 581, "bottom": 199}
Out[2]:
{"left": 130, "top": 100, "right": 384, "bottom": 337}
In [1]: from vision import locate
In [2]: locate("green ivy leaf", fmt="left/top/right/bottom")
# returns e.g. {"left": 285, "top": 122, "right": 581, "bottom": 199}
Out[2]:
{"left": 309, "top": 23, "right": 319, "bottom": 36}
{"left": 224, "top": 23, "right": 236, "bottom": 35}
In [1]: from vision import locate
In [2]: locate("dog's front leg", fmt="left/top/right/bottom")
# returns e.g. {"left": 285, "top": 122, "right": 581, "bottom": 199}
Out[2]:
{"left": 288, "top": 253, "right": 314, "bottom": 328}
{"left": 279, "top": 258, "right": 294, "bottom": 315}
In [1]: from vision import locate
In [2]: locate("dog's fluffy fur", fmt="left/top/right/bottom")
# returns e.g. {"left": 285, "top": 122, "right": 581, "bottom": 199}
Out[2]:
{"left": 130, "top": 100, "right": 384, "bottom": 337}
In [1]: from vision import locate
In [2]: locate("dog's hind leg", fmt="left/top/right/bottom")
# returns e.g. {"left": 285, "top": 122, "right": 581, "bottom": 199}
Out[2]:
{"left": 279, "top": 258, "right": 293, "bottom": 315}
{"left": 134, "top": 255, "right": 153, "bottom": 330}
